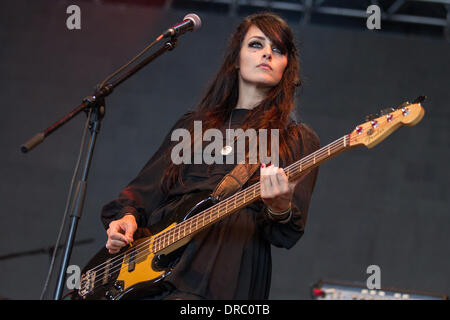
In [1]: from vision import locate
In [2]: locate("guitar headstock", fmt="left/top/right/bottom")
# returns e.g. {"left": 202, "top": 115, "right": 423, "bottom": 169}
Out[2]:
{"left": 349, "top": 100, "right": 425, "bottom": 149}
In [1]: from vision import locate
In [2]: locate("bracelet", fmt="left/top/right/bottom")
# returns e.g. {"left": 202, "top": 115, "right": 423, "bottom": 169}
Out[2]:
{"left": 266, "top": 206, "right": 292, "bottom": 224}
{"left": 267, "top": 206, "right": 291, "bottom": 216}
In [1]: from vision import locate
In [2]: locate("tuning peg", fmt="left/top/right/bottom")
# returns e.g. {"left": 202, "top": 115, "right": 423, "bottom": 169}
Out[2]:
{"left": 365, "top": 113, "right": 378, "bottom": 122}
{"left": 379, "top": 107, "right": 395, "bottom": 115}
{"left": 397, "top": 101, "right": 410, "bottom": 109}
{"left": 413, "top": 96, "right": 427, "bottom": 103}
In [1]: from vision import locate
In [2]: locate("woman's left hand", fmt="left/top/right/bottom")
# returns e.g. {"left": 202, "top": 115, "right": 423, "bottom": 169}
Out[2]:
{"left": 260, "top": 164, "right": 298, "bottom": 213}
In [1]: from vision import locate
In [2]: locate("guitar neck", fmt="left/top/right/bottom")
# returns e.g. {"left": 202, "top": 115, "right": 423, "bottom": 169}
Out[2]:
{"left": 284, "top": 134, "right": 351, "bottom": 181}
{"left": 151, "top": 135, "right": 352, "bottom": 253}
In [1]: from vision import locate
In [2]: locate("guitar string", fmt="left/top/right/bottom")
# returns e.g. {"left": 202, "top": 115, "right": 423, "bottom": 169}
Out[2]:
{"left": 84, "top": 132, "right": 354, "bottom": 290}
{"left": 83, "top": 112, "right": 405, "bottom": 292}
{"left": 82, "top": 137, "right": 346, "bottom": 291}
{"left": 86, "top": 107, "right": 411, "bottom": 279}
{"left": 88, "top": 106, "right": 417, "bottom": 293}
{"left": 84, "top": 131, "right": 378, "bottom": 293}
{"left": 86, "top": 108, "right": 394, "bottom": 279}
{"left": 83, "top": 134, "right": 347, "bottom": 276}
{"left": 83, "top": 135, "right": 354, "bottom": 291}
{"left": 83, "top": 133, "right": 356, "bottom": 291}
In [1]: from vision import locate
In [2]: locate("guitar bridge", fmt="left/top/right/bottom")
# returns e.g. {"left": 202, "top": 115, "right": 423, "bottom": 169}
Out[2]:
{"left": 79, "top": 269, "right": 96, "bottom": 297}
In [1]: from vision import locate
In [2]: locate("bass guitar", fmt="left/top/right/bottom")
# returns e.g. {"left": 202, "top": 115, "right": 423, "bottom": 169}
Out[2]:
{"left": 72, "top": 98, "right": 425, "bottom": 300}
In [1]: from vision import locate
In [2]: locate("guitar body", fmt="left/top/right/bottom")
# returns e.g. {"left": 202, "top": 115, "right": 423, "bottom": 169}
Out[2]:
{"left": 72, "top": 191, "right": 215, "bottom": 300}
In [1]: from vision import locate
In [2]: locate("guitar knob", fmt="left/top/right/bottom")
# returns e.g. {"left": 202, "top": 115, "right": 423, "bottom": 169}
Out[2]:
{"left": 105, "top": 290, "right": 114, "bottom": 300}
{"left": 114, "top": 280, "right": 124, "bottom": 291}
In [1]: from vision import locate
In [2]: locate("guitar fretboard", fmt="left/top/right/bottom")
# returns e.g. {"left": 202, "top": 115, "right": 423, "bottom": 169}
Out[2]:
{"left": 151, "top": 134, "right": 351, "bottom": 253}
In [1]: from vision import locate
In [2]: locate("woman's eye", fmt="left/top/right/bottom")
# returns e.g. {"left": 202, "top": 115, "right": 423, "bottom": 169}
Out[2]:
{"left": 249, "top": 41, "right": 283, "bottom": 55}
{"left": 272, "top": 47, "right": 282, "bottom": 54}
{"left": 249, "top": 41, "right": 262, "bottom": 48}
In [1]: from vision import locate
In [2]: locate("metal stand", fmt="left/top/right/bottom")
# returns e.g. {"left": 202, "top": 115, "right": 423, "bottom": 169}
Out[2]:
{"left": 53, "top": 99, "right": 104, "bottom": 300}
{"left": 20, "top": 37, "right": 179, "bottom": 300}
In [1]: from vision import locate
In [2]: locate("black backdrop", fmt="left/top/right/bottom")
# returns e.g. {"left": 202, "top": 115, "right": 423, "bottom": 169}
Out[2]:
{"left": 0, "top": 0, "right": 449, "bottom": 300}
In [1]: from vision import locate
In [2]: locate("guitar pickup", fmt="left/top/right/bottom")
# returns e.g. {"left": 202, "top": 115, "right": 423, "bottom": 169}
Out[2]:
{"left": 102, "top": 258, "right": 111, "bottom": 285}
{"left": 128, "top": 248, "right": 136, "bottom": 272}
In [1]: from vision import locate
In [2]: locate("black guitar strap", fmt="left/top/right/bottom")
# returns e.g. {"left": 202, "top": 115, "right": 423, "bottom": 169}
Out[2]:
{"left": 212, "top": 162, "right": 260, "bottom": 201}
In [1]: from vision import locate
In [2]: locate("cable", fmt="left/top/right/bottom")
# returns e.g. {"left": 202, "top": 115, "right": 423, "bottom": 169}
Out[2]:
{"left": 39, "top": 108, "right": 92, "bottom": 300}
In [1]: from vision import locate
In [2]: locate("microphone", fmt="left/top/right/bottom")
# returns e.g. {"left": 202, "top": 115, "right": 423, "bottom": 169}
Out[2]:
{"left": 157, "top": 13, "right": 202, "bottom": 40}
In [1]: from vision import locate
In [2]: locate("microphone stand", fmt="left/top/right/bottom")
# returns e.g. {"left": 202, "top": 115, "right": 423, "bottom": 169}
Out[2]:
{"left": 20, "top": 37, "right": 179, "bottom": 300}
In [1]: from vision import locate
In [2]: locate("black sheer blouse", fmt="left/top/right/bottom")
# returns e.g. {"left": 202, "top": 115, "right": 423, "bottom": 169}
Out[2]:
{"left": 101, "top": 109, "right": 320, "bottom": 299}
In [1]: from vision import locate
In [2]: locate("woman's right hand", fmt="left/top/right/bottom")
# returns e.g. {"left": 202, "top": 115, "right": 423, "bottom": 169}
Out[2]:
{"left": 106, "top": 214, "right": 137, "bottom": 254}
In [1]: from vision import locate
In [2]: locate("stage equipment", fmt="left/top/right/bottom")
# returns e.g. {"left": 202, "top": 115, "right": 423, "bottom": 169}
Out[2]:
{"left": 311, "top": 279, "right": 448, "bottom": 300}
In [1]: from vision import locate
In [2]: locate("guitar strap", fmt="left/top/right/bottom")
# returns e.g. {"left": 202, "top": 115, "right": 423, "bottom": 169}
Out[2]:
{"left": 211, "top": 120, "right": 286, "bottom": 201}
{"left": 211, "top": 119, "right": 303, "bottom": 201}
{"left": 211, "top": 162, "right": 260, "bottom": 201}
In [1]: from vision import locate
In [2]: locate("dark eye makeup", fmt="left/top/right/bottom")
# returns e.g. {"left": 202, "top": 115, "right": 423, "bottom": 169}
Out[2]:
{"left": 248, "top": 40, "right": 283, "bottom": 54}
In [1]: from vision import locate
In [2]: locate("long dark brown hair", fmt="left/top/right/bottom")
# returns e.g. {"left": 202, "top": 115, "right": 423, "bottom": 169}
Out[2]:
{"left": 161, "top": 12, "right": 304, "bottom": 193}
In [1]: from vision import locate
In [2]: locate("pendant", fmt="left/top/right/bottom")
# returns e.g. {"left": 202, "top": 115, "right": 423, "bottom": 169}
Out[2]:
{"left": 220, "top": 145, "right": 233, "bottom": 156}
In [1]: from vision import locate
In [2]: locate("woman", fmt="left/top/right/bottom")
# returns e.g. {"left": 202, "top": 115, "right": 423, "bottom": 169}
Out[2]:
{"left": 101, "top": 12, "right": 320, "bottom": 300}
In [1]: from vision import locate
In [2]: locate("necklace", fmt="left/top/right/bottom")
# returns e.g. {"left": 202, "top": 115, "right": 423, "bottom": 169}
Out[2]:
{"left": 220, "top": 110, "right": 234, "bottom": 156}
